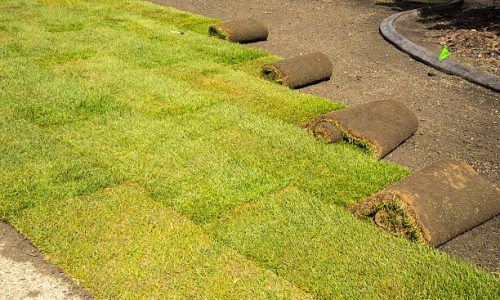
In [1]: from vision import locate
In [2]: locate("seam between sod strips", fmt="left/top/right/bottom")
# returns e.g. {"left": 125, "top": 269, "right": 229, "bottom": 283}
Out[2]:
{"left": 18, "top": 116, "right": 316, "bottom": 296}
{"left": 2, "top": 120, "right": 314, "bottom": 297}
{"left": 1, "top": 1, "right": 416, "bottom": 296}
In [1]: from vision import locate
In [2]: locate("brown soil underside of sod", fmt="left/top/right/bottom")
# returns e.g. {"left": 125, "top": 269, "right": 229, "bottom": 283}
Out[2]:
{"left": 262, "top": 52, "right": 333, "bottom": 88}
{"left": 149, "top": 0, "right": 499, "bottom": 273}
{"left": 310, "top": 100, "right": 418, "bottom": 159}
{"left": 210, "top": 18, "right": 269, "bottom": 43}
{"left": 350, "top": 160, "right": 500, "bottom": 247}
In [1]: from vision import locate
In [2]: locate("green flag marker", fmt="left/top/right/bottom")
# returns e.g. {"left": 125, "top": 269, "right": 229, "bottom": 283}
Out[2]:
{"left": 438, "top": 45, "right": 449, "bottom": 62}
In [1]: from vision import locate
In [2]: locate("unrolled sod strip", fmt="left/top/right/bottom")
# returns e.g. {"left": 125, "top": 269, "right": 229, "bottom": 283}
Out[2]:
{"left": 209, "top": 18, "right": 269, "bottom": 43}
{"left": 261, "top": 52, "right": 333, "bottom": 89}
{"left": 307, "top": 100, "right": 418, "bottom": 159}
{"left": 349, "top": 160, "right": 500, "bottom": 247}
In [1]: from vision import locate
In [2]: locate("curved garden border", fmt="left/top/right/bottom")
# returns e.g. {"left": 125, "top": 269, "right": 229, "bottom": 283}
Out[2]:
{"left": 380, "top": 0, "right": 500, "bottom": 92}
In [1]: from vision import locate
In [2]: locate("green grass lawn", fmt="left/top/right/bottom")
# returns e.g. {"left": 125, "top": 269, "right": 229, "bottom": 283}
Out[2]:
{"left": 0, "top": 0, "right": 498, "bottom": 298}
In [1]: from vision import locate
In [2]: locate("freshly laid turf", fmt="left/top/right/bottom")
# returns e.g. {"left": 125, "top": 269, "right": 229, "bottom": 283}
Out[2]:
{"left": 0, "top": 0, "right": 498, "bottom": 298}
{"left": 0, "top": 114, "right": 120, "bottom": 217}
{"left": 13, "top": 183, "right": 311, "bottom": 299}
{"left": 206, "top": 187, "right": 498, "bottom": 298}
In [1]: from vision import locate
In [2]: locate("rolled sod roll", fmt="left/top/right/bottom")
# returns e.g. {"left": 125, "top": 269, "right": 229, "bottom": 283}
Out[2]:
{"left": 349, "top": 160, "right": 500, "bottom": 247}
{"left": 261, "top": 52, "right": 333, "bottom": 88}
{"left": 308, "top": 100, "right": 418, "bottom": 159}
{"left": 209, "top": 18, "right": 269, "bottom": 43}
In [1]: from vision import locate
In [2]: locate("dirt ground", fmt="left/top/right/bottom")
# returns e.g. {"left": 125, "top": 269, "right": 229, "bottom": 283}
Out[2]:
{"left": 440, "top": 216, "right": 499, "bottom": 276}
{"left": 0, "top": 222, "right": 91, "bottom": 299}
{"left": 149, "top": 0, "right": 499, "bottom": 274}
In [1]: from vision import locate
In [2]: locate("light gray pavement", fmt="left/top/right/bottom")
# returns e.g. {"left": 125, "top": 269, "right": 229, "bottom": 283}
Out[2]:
{"left": 0, "top": 222, "right": 90, "bottom": 300}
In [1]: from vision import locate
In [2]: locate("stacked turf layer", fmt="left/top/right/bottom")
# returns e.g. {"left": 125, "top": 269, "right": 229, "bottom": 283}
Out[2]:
{"left": 0, "top": 0, "right": 498, "bottom": 298}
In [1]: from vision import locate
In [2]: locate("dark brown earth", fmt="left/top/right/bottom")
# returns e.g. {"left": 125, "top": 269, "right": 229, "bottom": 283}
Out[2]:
{"left": 440, "top": 216, "right": 500, "bottom": 275}
{"left": 0, "top": 221, "right": 91, "bottom": 299}
{"left": 149, "top": 0, "right": 499, "bottom": 274}
{"left": 398, "top": 3, "right": 499, "bottom": 76}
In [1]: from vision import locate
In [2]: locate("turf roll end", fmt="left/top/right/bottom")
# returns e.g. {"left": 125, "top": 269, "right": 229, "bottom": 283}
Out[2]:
{"left": 208, "top": 25, "right": 229, "bottom": 40}
{"left": 350, "top": 191, "right": 427, "bottom": 243}
{"left": 307, "top": 100, "right": 418, "bottom": 159}
{"left": 312, "top": 121, "right": 342, "bottom": 143}
{"left": 261, "top": 52, "right": 333, "bottom": 89}
{"left": 209, "top": 18, "right": 269, "bottom": 43}
{"left": 349, "top": 160, "right": 500, "bottom": 247}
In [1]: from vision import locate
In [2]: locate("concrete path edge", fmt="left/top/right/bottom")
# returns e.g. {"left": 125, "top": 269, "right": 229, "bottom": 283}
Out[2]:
{"left": 379, "top": 0, "right": 500, "bottom": 92}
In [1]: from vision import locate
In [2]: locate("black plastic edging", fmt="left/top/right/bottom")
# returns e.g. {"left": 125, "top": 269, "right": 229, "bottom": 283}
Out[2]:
{"left": 379, "top": 0, "right": 500, "bottom": 92}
